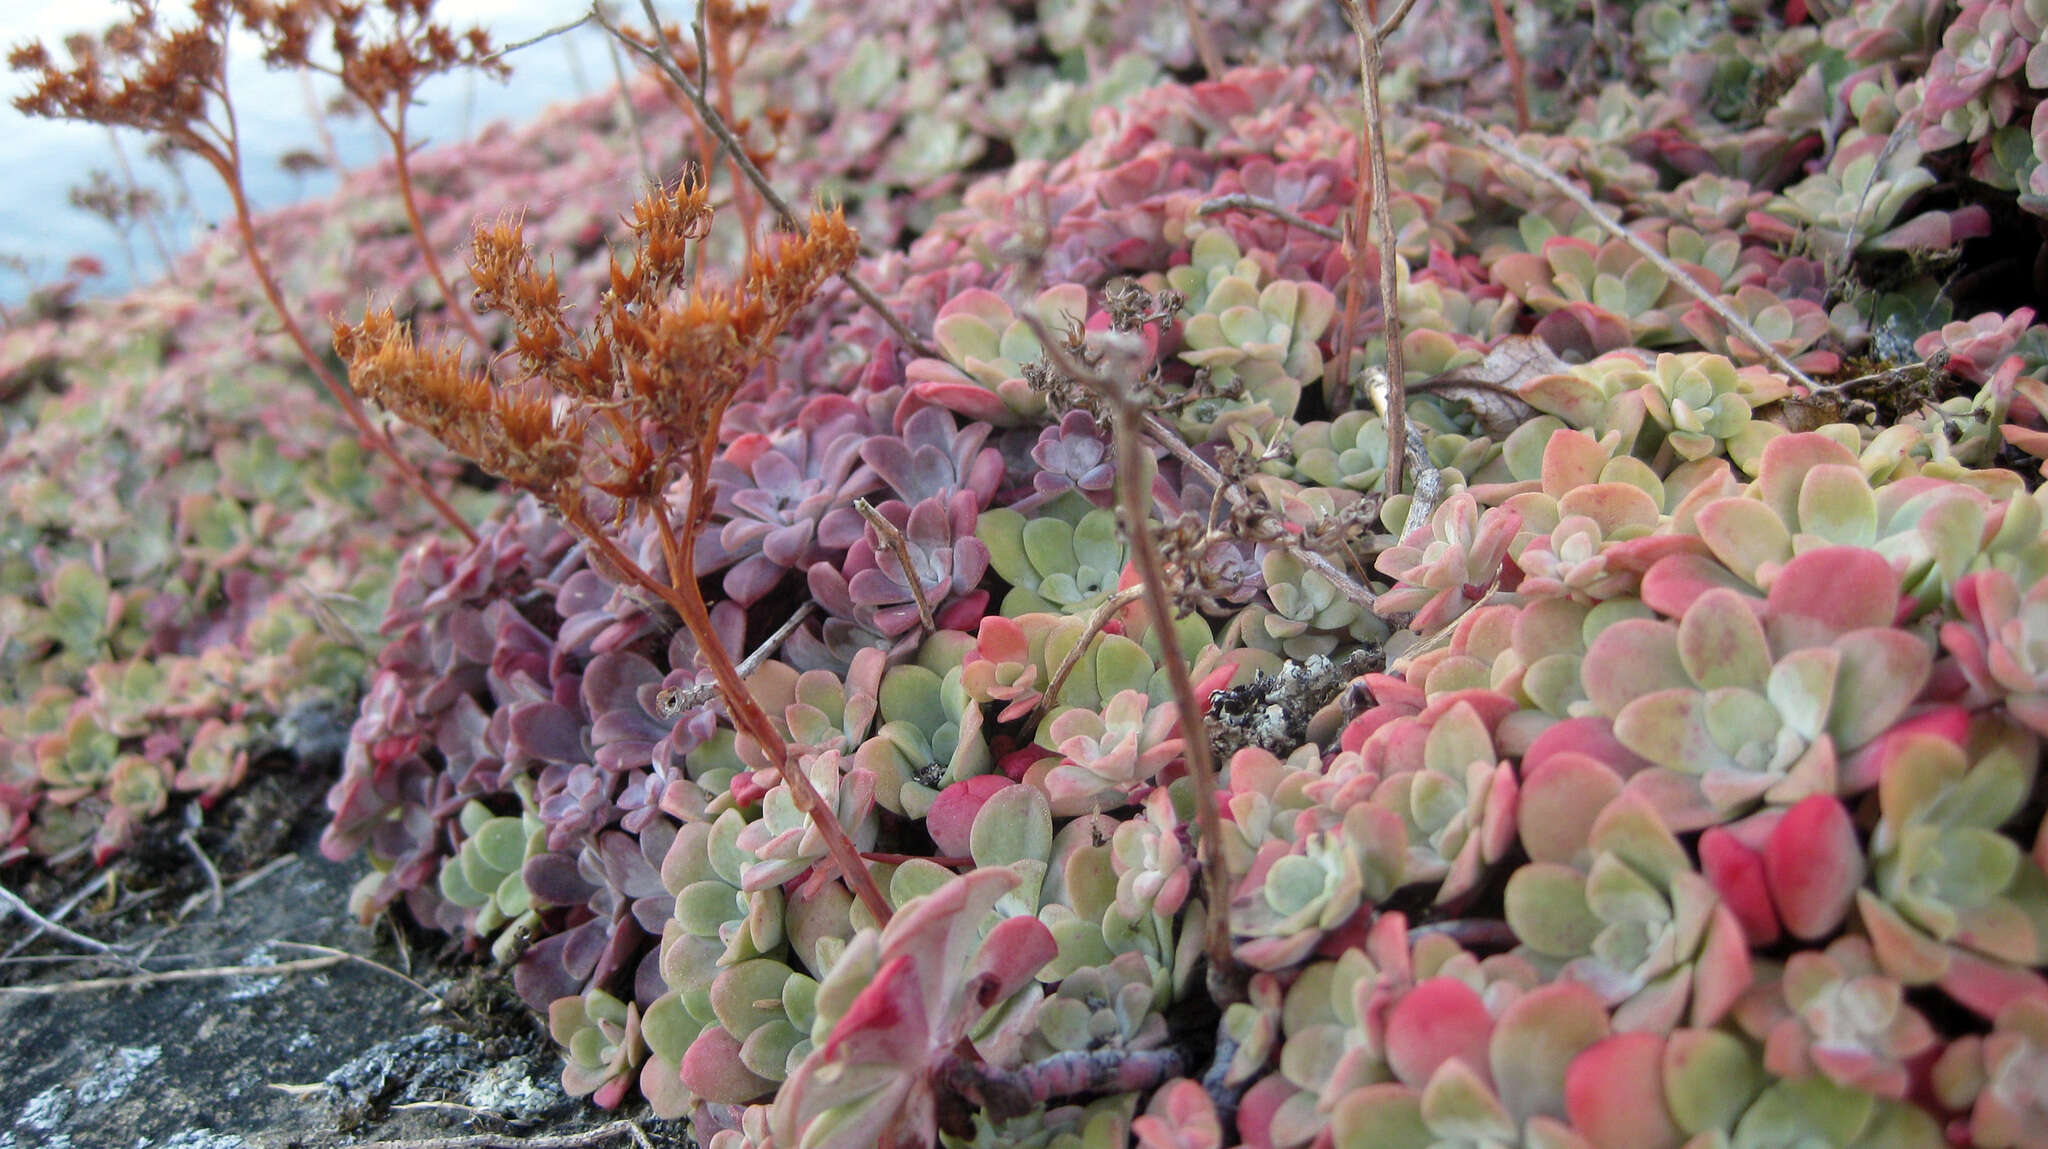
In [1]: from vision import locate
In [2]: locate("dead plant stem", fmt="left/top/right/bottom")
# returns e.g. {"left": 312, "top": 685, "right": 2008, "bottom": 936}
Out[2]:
{"left": 0, "top": 880, "right": 139, "bottom": 969}
{"left": 178, "top": 823, "right": 225, "bottom": 919}
{"left": 853, "top": 498, "right": 937, "bottom": 633}
{"left": 1138, "top": 412, "right": 1378, "bottom": 611}
{"left": 1416, "top": 106, "right": 1822, "bottom": 392}
{"left": 0, "top": 954, "right": 345, "bottom": 995}
{"left": 1110, "top": 400, "right": 1243, "bottom": 1004}
{"left": 1031, "top": 586, "right": 1146, "bottom": 727}
{"left": 374, "top": 111, "right": 495, "bottom": 352}
{"left": 597, "top": 6, "right": 656, "bottom": 187}
{"left": 313, "top": 1120, "right": 654, "bottom": 1149}
{"left": 1196, "top": 193, "right": 1343, "bottom": 240}
{"left": 1, "top": 870, "right": 111, "bottom": 959}
{"left": 595, "top": 1, "right": 943, "bottom": 361}
{"left": 220, "top": 169, "right": 478, "bottom": 543}
{"left": 1021, "top": 313, "right": 1245, "bottom": 1002}
{"left": 567, "top": 501, "right": 892, "bottom": 925}
{"left": 1348, "top": 0, "right": 1407, "bottom": 497}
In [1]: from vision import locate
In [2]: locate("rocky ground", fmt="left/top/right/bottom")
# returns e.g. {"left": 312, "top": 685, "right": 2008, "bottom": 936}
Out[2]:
{"left": 0, "top": 762, "right": 679, "bottom": 1149}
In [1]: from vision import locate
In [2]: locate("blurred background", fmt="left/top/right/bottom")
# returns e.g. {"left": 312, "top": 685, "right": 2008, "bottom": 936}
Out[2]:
{"left": 0, "top": 0, "right": 609, "bottom": 304}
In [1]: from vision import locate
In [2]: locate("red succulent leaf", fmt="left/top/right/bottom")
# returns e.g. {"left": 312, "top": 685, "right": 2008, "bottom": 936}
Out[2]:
{"left": 1763, "top": 794, "right": 1864, "bottom": 941}
{"left": 926, "top": 775, "right": 1015, "bottom": 858}
{"left": 1700, "top": 823, "right": 1782, "bottom": 947}
{"left": 1384, "top": 976, "right": 1495, "bottom": 1091}
{"left": 680, "top": 1022, "right": 778, "bottom": 1105}
{"left": 1764, "top": 547, "right": 1900, "bottom": 650}
{"left": 1565, "top": 1032, "right": 1683, "bottom": 1149}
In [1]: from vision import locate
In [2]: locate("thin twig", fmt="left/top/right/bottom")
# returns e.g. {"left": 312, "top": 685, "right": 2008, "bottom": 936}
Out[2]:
{"left": 596, "top": 5, "right": 655, "bottom": 187}
{"left": 225, "top": 853, "right": 299, "bottom": 897}
{"left": 1173, "top": 0, "right": 1227, "bottom": 80}
{"left": 1416, "top": 107, "right": 1822, "bottom": 392}
{"left": 309, "top": 1120, "right": 654, "bottom": 1149}
{"left": 487, "top": 13, "right": 596, "bottom": 60}
{"left": 268, "top": 941, "right": 454, "bottom": 1011}
{"left": 1363, "top": 366, "right": 1442, "bottom": 535}
{"left": 1022, "top": 315, "right": 1246, "bottom": 1005}
{"left": 1031, "top": 586, "right": 1147, "bottom": 726}
{"left": 594, "top": 1, "right": 943, "bottom": 361}
{"left": 1347, "top": 0, "right": 1408, "bottom": 498}
{"left": 1835, "top": 122, "right": 1910, "bottom": 282}
{"left": 853, "top": 497, "right": 937, "bottom": 633}
{"left": 658, "top": 601, "right": 816, "bottom": 715}
{"left": 0, "top": 881, "right": 140, "bottom": 970}
{"left": 178, "top": 815, "right": 225, "bottom": 919}
{"left": 1139, "top": 412, "right": 1379, "bottom": 611}
{"left": 1807, "top": 349, "right": 1950, "bottom": 397}
{"left": 1, "top": 870, "right": 111, "bottom": 959}
{"left": 1196, "top": 194, "right": 1343, "bottom": 241}
{"left": 738, "top": 600, "right": 816, "bottom": 675}
{"left": 1483, "top": 0, "right": 1530, "bottom": 130}
{"left": 0, "top": 954, "right": 345, "bottom": 995}
{"left": 1375, "top": 0, "right": 1428, "bottom": 36}
{"left": 940, "top": 1047, "right": 1187, "bottom": 1121}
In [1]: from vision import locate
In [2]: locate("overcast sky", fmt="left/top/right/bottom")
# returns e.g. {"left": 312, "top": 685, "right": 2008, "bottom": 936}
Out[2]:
{"left": 0, "top": 0, "right": 609, "bottom": 303}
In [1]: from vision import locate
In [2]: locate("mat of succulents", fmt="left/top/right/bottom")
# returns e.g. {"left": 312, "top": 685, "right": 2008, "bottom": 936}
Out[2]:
{"left": 5, "top": 0, "right": 2048, "bottom": 1147}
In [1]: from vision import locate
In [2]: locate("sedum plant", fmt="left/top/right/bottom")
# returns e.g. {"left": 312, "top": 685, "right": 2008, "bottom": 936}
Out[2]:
{"left": 24, "top": 0, "right": 2048, "bottom": 1144}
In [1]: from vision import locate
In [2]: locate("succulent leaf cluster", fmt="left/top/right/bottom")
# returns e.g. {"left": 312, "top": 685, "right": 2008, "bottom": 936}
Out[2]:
{"left": 18, "top": 0, "right": 2048, "bottom": 1145}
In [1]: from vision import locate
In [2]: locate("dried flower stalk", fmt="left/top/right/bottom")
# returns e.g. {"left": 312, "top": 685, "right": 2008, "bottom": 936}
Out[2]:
{"left": 248, "top": 0, "right": 512, "bottom": 354}
{"left": 334, "top": 176, "right": 893, "bottom": 924}
{"left": 10, "top": 2, "right": 478, "bottom": 544}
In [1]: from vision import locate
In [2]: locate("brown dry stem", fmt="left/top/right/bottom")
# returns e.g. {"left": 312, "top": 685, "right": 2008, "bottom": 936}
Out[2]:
{"left": 1030, "top": 586, "right": 1147, "bottom": 728}
{"left": 317, "top": 1121, "right": 655, "bottom": 1149}
{"left": 853, "top": 497, "right": 938, "bottom": 634}
{"left": 1022, "top": 314, "right": 1247, "bottom": 1005}
{"left": 1344, "top": 0, "right": 1418, "bottom": 498}
{"left": 1196, "top": 193, "right": 1344, "bottom": 241}
{"left": 336, "top": 180, "right": 893, "bottom": 926}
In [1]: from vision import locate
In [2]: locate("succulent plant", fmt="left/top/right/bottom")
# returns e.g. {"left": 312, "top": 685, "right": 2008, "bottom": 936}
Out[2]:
{"left": 27, "top": 0, "right": 2039, "bottom": 1138}
{"left": 698, "top": 395, "right": 881, "bottom": 606}
{"left": 1375, "top": 493, "right": 1523, "bottom": 635}
{"left": 979, "top": 496, "right": 1130, "bottom": 617}
{"left": 854, "top": 654, "right": 993, "bottom": 819}
{"left": 1025, "top": 690, "right": 1184, "bottom": 817}
{"left": 1732, "top": 936, "right": 1937, "bottom": 1100}
{"left": 907, "top": 284, "right": 1090, "bottom": 426}
{"left": 550, "top": 987, "right": 647, "bottom": 1110}
{"left": 771, "top": 868, "right": 1057, "bottom": 1148}
{"left": 1504, "top": 793, "right": 1753, "bottom": 1032}
{"left": 1858, "top": 720, "right": 2048, "bottom": 1017}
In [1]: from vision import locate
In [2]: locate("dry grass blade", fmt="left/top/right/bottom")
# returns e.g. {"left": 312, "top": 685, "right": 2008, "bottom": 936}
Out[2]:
{"left": 1416, "top": 106, "right": 1823, "bottom": 393}
{"left": 0, "top": 880, "right": 141, "bottom": 970}
{"left": 0, "top": 954, "right": 346, "bottom": 996}
{"left": 1196, "top": 193, "right": 1343, "bottom": 241}
{"left": 853, "top": 497, "right": 938, "bottom": 633}
{"left": 267, "top": 941, "right": 455, "bottom": 1011}
{"left": 312, "top": 1120, "right": 655, "bottom": 1149}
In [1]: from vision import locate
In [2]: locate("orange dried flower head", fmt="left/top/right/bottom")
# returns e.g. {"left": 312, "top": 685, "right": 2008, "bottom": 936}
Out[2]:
{"left": 11, "top": 6, "right": 227, "bottom": 146}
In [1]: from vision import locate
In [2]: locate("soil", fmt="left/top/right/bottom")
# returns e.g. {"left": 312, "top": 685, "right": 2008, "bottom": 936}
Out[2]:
{"left": 0, "top": 761, "right": 687, "bottom": 1149}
